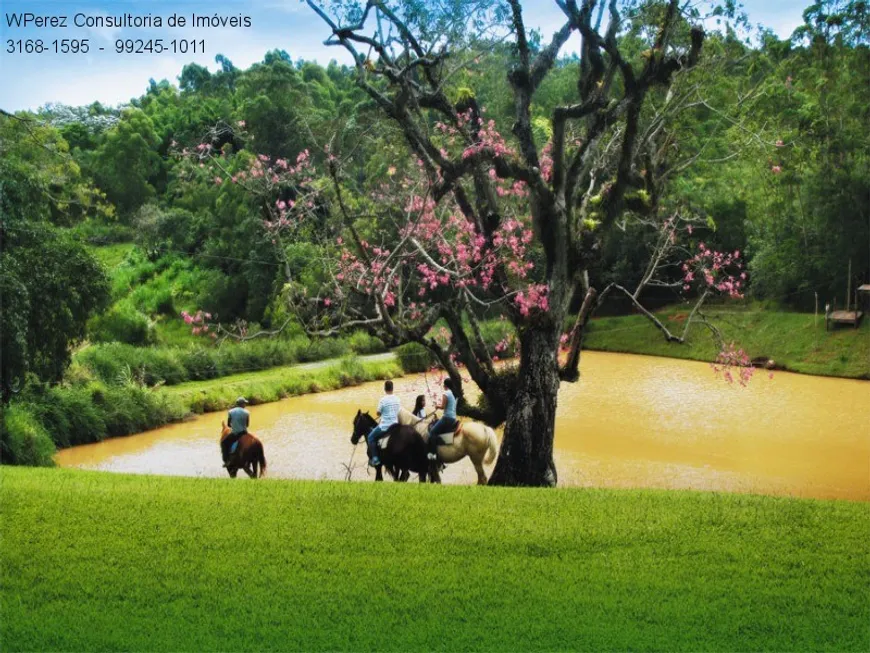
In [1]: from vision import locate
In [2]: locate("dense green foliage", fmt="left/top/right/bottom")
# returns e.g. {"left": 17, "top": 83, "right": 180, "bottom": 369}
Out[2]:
{"left": 2, "top": 468, "right": 868, "bottom": 651}
{"left": 10, "top": 0, "right": 865, "bottom": 325}
{"left": 0, "top": 119, "right": 110, "bottom": 400}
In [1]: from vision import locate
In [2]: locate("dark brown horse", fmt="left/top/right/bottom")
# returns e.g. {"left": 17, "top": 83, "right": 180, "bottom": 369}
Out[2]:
{"left": 220, "top": 422, "right": 267, "bottom": 478}
{"left": 351, "top": 410, "right": 439, "bottom": 483}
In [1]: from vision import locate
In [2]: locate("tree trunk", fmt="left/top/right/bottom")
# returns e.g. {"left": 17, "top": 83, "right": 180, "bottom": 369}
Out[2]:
{"left": 488, "top": 324, "right": 560, "bottom": 487}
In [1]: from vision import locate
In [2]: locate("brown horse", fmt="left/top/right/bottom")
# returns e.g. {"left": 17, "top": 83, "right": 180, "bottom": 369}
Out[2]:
{"left": 220, "top": 422, "right": 267, "bottom": 478}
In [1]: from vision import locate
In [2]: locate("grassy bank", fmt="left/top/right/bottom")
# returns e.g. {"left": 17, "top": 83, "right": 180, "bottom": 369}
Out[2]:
{"left": 584, "top": 306, "right": 870, "bottom": 379}
{"left": 73, "top": 331, "right": 385, "bottom": 387}
{"left": 1, "top": 355, "right": 401, "bottom": 466}
{"left": 166, "top": 353, "right": 400, "bottom": 414}
{"left": 2, "top": 468, "right": 868, "bottom": 652}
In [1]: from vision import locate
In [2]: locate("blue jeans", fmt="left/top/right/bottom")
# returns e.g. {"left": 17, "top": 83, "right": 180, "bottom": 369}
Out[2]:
{"left": 428, "top": 417, "right": 457, "bottom": 455}
{"left": 367, "top": 425, "right": 387, "bottom": 463}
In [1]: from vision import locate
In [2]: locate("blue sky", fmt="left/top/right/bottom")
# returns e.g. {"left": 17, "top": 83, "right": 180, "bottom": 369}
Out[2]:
{"left": 0, "top": 0, "right": 806, "bottom": 111}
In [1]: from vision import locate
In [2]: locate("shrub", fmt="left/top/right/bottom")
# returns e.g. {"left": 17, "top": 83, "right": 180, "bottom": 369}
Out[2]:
{"left": 69, "top": 220, "right": 135, "bottom": 245}
{"left": 176, "top": 347, "right": 218, "bottom": 381}
{"left": 98, "top": 384, "right": 185, "bottom": 437}
{"left": 348, "top": 330, "right": 385, "bottom": 355}
{"left": 396, "top": 342, "right": 437, "bottom": 373}
{"left": 478, "top": 320, "right": 518, "bottom": 358}
{"left": 0, "top": 404, "right": 56, "bottom": 466}
{"left": 77, "top": 343, "right": 185, "bottom": 386}
{"left": 47, "top": 385, "right": 108, "bottom": 446}
{"left": 299, "top": 337, "right": 348, "bottom": 362}
{"left": 130, "top": 284, "right": 175, "bottom": 316}
{"left": 89, "top": 304, "right": 155, "bottom": 345}
{"left": 337, "top": 355, "right": 366, "bottom": 385}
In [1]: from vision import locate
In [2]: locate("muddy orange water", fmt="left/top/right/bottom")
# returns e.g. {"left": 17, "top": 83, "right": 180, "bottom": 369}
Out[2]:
{"left": 56, "top": 352, "right": 870, "bottom": 501}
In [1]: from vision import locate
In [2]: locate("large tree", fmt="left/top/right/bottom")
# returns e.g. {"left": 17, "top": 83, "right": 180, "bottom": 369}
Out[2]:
{"left": 292, "top": 0, "right": 720, "bottom": 486}
{"left": 0, "top": 114, "right": 110, "bottom": 401}
{"left": 185, "top": 1, "right": 744, "bottom": 486}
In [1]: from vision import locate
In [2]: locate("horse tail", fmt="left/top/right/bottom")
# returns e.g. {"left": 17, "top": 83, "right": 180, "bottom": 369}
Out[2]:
{"left": 257, "top": 442, "right": 267, "bottom": 478}
{"left": 484, "top": 426, "right": 498, "bottom": 464}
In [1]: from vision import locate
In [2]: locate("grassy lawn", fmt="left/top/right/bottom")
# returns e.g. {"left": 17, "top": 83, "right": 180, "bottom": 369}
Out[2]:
{"left": 2, "top": 468, "right": 868, "bottom": 652}
{"left": 584, "top": 307, "right": 870, "bottom": 379}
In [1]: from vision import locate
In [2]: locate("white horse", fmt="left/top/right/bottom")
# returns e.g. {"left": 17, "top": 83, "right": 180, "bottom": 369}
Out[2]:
{"left": 397, "top": 408, "right": 499, "bottom": 485}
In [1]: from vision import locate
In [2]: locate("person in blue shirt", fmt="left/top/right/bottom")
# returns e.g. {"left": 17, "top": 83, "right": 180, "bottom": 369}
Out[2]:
{"left": 223, "top": 397, "right": 250, "bottom": 466}
{"left": 427, "top": 378, "right": 457, "bottom": 461}
{"left": 367, "top": 380, "right": 401, "bottom": 466}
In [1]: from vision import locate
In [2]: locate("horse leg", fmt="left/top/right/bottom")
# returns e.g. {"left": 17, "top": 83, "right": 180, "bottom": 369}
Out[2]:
{"left": 399, "top": 469, "right": 410, "bottom": 482}
{"left": 375, "top": 465, "right": 384, "bottom": 482}
{"left": 228, "top": 467, "right": 239, "bottom": 479}
{"left": 419, "top": 470, "right": 427, "bottom": 483}
{"left": 244, "top": 463, "right": 256, "bottom": 479}
{"left": 428, "top": 463, "right": 441, "bottom": 484}
{"left": 472, "top": 458, "right": 488, "bottom": 485}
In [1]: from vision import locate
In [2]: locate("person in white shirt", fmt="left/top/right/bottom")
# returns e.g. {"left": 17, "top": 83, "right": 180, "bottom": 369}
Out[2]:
{"left": 366, "top": 380, "right": 401, "bottom": 466}
{"left": 412, "top": 395, "right": 426, "bottom": 419}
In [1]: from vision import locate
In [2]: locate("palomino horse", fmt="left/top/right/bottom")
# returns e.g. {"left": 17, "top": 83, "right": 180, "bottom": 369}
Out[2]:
{"left": 398, "top": 409, "right": 498, "bottom": 485}
{"left": 219, "top": 422, "right": 267, "bottom": 478}
{"left": 350, "top": 411, "right": 437, "bottom": 483}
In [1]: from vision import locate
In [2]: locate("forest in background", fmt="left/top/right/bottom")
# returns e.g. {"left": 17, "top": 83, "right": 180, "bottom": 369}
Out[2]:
{"left": 1, "top": 0, "right": 868, "bottom": 466}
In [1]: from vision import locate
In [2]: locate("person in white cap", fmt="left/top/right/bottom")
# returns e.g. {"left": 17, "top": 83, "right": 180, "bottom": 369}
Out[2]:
{"left": 222, "top": 397, "right": 250, "bottom": 466}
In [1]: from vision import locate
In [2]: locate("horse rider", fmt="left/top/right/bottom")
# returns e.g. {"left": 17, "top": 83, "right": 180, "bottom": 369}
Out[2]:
{"left": 412, "top": 394, "right": 426, "bottom": 420}
{"left": 223, "top": 397, "right": 250, "bottom": 466}
{"left": 367, "top": 380, "right": 401, "bottom": 466}
{"left": 427, "top": 378, "right": 457, "bottom": 461}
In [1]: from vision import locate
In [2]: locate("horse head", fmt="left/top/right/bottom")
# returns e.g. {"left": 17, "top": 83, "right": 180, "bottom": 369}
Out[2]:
{"left": 351, "top": 409, "right": 376, "bottom": 445}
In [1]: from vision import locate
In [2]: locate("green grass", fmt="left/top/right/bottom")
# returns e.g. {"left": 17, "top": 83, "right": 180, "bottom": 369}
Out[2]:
{"left": 583, "top": 306, "right": 870, "bottom": 379}
{"left": 2, "top": 468, "right": 868, "bottom": 652}
{"left": 87, "top": 243, "right": 136, "bottom": 270}
{"left": 74, "top": 333, "right": 385, "bottom": 387}
{"left": 167, "top": 354, "right": 401, "bottom": 413}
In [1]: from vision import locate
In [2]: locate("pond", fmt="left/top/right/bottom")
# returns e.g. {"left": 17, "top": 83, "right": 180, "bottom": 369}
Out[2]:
{"left": 56, "top": 352, "right": 870, "bottom": 501}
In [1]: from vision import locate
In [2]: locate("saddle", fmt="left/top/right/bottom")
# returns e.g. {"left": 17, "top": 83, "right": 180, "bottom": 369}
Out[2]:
{"left": 225, "top": 431, "right": 248, "bottom": 456}
{"left": 376, "top": 424, "right": 401, "bottom": 450}
{"left": 433, "top": 421, "right": 462, "bottom": 446}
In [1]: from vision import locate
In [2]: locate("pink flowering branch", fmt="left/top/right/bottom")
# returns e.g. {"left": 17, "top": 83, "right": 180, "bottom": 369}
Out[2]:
{"left": 711, "top": 342, "right": 755, "bottom": 386}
